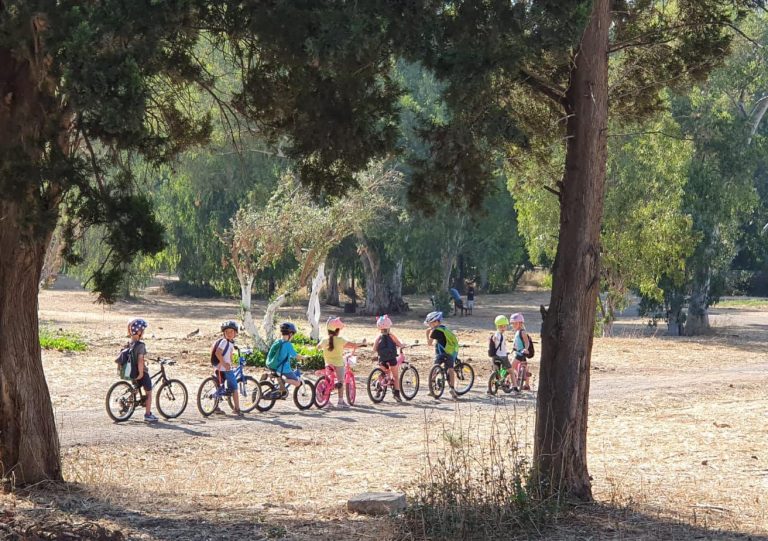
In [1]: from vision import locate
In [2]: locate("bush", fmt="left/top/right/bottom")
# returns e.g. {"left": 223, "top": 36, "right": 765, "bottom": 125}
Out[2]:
{"left": 291, "top": 330, "right": 317, "bottom": 346}
{"left": 430, "top": 291, "right": 453, "bottom": 316}
{"left": 39, "top": 328, "right": 87, "bottom": 352}
{"left": 239, "top": 348, "right": 266, "bottom": 367}
{"left": 163, "top": 281, "right": 222, "bottom": 298}
{"left": 295, "top": 344, "right": 324, "bottom": 370}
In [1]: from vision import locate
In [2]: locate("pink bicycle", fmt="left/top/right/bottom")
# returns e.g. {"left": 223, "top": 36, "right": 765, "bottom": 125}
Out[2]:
{"left": 366, "top": 346, "right": 420, "bottom": 403}
{"left": 314, "top": 348, "right": 358, "bottom": 408}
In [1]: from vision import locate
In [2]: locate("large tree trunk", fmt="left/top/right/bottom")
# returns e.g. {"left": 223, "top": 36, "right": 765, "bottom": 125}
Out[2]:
{"left": 0, "top": 200, "right": 62, "bottom": 485}
{"left": 357, "top": 236, "right": 406, "bottom": 315}
{"left": 323, "top": 259, "right": 340, "bottom": 306}
{"left": 307, "top": 263, "right": 325, "bottom": 341}
{"left": 534, "top": 0, "right": 609, "bottom": 502}
{"left": 685, "top": 271, "right": 711, "bottom": 335}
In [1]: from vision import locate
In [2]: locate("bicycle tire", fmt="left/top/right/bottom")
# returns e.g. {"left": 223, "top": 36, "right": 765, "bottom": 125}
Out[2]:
{"left": 293, "top": 378, "right": 316, "bottom": 410}
{"left": 227, "top": 375, "right": 262, "bottom": 413}
{"left": 366, "top": 368, "right": 387, "bottom": 403}
{"left": 106, "top": 381, "right": 137, "bottom": 422}
{"left": 487, "top": 371, "right": 500, "bottom": 396}
{"left": 345, "top": 375, "right": 356, "bottom": 406}
{"left": 156, "top": 379, "right": 188, "bottom": 419}
{"left": 454, "top": 361, "right": 475, "bottom": 396}
{"left": 256, "top": 380, "right": 278, "bottom": 412}
{"left": 428, "top": 365, "right": 446, "bottom": 398}
{"left": 314, "top": 375, "right": 332, "bottom": 409}
{"left": 399, "top": 365, "right": 419, "bottom": 400}
{"left": 196, "top": 376, "right": 221, "bottom": 417}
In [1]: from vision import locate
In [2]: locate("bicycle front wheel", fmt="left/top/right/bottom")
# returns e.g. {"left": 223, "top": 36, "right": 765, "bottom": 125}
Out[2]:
{"left": 454, "top": 362, "right": 475, "bottom": 395}
{"left": 156, "top": 379, "right": 188, "bottom": 419}
{"left": 227, "top": 375, "right": 262, "bottom": 413}
{"left": 106, "top": 381, "right": 137, "bottom": 422}
{"left": 293, "top": 378, "right": 316, "bottom": 410}
{"left": 196, "top": 376, "right": 221, "bottom": 417}
{"left": 256, "top": 381, "right": 277, "bottom": 412}
{"left": 399, "top": 365, "right": 419, "bottom": 400}
{"left": 345, "top": 374, "right": 356, "bottom": 406}
{"left": 487, "top": 371, "right": 501, "bottom": 396}
{"left": 366, "top": 368, "right": 387, "bottom": 403}
{"left": 314, "top": 376, "right": 332, "bottom": 409}
{"left": 428, "top": 365, "right": 446, "bottom": 398}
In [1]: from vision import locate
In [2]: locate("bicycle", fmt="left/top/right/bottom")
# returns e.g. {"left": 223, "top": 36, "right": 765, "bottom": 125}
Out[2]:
{"left": 366, "top": 346, "right": 420, "bottom": 403}
{"left": 106, "top": 358, "right": 188, "bottom": 422}
{"left": 196, "top": 347, "right": 263, "bottom": 417}
{"left": 255, "top": 363, "right": 316, "bottom": 412}
{"left": 511, "top": 357, "right": 533, "bottom": 394}
{"left": 428, "top": 356, "right": 475, "bottom": 398}
{"left": 314, "top": 348, "right": 359, "bottom": 408}
{"left": 487, "top": 359, "right": 514, "bottom": 395}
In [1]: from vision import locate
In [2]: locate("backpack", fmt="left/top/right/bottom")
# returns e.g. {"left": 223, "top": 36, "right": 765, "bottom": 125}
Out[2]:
{"left": 515, "top": 331, "right": 535, "bottom": 359}
{"left": 115, "top": 343, "right": 135, "bottom": 380}
{"left": 487, "top": 333, "right": 503, "bottom": 358}
{"left": 210, "top": 338, "right": 232, "bottom": 367}
{"left": 434, "top": 325, "right": 460, "bottom": 360}
{"left": 376, "top": 334, "right": 397, "bottom": 362}
{"left": 266, "top": 340, "right": 290, "bottom": 370}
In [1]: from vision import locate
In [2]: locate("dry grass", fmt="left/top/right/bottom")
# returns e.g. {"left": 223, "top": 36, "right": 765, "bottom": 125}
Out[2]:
{"left": 1, "top": 286, "right": 765, "bottom": 540}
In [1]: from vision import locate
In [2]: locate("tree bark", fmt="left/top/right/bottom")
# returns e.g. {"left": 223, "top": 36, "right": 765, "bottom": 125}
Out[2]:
{"left": 685, "top": 270, "right": 711, "bottom": 335}
{"left": 323, "top": 259, "right": 340, "bottom": 306}
{"left": 307, "top": 263, "right": 325, "bottom": 341}
{"left": 357, "top": 236, "right": 406, "bottom": 315}
{"left": 0, "top": 199, "right": 62, "bottom": 485}
{"left": 533, "top": 0, "right": 610, "bottom": 502}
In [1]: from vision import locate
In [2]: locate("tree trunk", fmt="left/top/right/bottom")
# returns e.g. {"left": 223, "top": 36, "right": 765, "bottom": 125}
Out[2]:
{"left": 534, "top": 0, "right": 609, "bottom": 502}
{"left": 358, "top": 236, "right": 406, "bottom": 315}
{"left": 307, "top": 263, "right": 325, "bottom": 341}
{"left": 685, "top": 271, "right": 711, "bottom": 335}
{"left": 0, "top": 200, "right": 62, "bottom": 485}
{"left": 323, "top": 259, "right": 340, "bottom": 306}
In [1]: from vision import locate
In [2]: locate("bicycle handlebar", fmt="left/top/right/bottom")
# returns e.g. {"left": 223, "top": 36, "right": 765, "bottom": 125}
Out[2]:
{"left": 150, "top": 357, "right": 176, "bottom": 366}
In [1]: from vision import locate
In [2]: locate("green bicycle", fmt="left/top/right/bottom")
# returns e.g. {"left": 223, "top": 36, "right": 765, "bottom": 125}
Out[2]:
{"left": 487, "top": 360, "right": 514, "bottom": 395}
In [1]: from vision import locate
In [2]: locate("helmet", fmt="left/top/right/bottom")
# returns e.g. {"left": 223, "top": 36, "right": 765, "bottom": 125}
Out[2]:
{"left": 280, "top": 322, "right": 297, "bottom": 335}
{"left": 424, "top": 311, "right": 443, "bottom": 325}
{"left": 376, "top": 314, "right": 393, "bottom": 330}
{"left": 494, "top": 315, "right": 509, "bottom": 327}
{"left": 326, "top": 317, "right": 344, "bottom": 332}
{"left": 221, "top": 320, "right": 239, "bottom": 332}
{"left": 510, "top": 313, "right": 525, "bottom": 323}
{"left": 128, "top": 318, "right": 148, "bottom": 336}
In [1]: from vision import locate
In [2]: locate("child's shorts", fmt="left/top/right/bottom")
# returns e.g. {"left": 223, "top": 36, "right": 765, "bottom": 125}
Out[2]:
{"left": 434, "top": 353, "right": 455, "bottom": 369}
{"left": 466, "top": 299, "right": 475, "bottom": 309}
{"left": 134, "top": 372, "right": 152, "bottom": 391}
{"left": 218, "top": 370, "right": 238, "bottom": 391}
{"left": 492, "top": 355, "right": 511, "bottom": 369}
{"left": 273, "top": 362, "right": 301, "bottom": 380}
{"left": 378, "top": 358, "right": 398, "bottom": 368}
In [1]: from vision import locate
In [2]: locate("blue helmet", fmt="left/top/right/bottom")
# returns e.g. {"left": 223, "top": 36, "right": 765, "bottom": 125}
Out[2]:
{"left": 280, "top": 322, "right": 297, "bottom": 335}
{"left": 129, "top": 318, "right": 148, "bottom": 335}
{"left": 424, "top": 311, "right": 443, "bottom": 325}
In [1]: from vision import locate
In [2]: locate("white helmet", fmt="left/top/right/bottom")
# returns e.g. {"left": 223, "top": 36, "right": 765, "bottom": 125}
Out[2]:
{"left": 424, "top": 311, "right": 443, "bottom": 325}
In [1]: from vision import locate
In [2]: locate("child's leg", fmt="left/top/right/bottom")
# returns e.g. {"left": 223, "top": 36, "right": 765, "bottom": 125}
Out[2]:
{"left": 391, "top": 364, "right": 400, "bottom": 391}
{"left": 334, "top": 365, "right": 346, "bottom": 402}
{"left": 145, "top": 389, "right": 152, "bottom": 415}
{"left": 511, "top": 359, "right": 520, "bottom": 387}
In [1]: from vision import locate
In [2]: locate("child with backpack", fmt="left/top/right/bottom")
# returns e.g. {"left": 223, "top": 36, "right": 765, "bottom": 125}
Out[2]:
{"left": 265, "top": 322, "right": 304, "bottom": 397}
{"left": 373, "top": 314, "right": 404, "bottom": 403}
{"left": 317, "top": 317, "right": 366, "bottom": 408}
{"left": 211, "top": 320, "right": 242, "bottom": 416}
{"left": 488, "top": 314, "right": 513, "bottom": 392}
{"left": 424, "top": 311, "right": 459, "bottom": 400}
{"left": 510, "top": 313, "right": 533, "bottom": 391}
{"left": 127, "top": 318, "right": 158, "bottom": 423}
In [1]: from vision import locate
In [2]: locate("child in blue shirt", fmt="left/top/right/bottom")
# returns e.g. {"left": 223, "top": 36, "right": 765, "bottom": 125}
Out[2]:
{"left": 266, "top": 322, "right": 303, "bottom": 397}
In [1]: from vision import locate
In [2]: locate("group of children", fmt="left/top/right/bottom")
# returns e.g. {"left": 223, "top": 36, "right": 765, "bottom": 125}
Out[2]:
{"left": 123, "top": 307, "right": 533, "bottom": 421}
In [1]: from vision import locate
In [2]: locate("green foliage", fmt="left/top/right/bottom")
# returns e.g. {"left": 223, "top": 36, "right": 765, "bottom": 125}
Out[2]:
{"left": 294, "top": 344, "right": 325, "bottom": 371}
{"left": 239, "top": 348, "right": 266, "bottom": 367}
{"left": 291, "top": 331, "right": 317, "bottom": 347}
{"left": 430, "top": 291, "right": 453, "bottom": 316}
{"left": 39, "top": 328, "right": 87, "bottom": 352}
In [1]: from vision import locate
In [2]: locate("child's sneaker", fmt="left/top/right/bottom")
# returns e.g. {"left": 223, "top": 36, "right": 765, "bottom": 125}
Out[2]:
{"left": 144, "top": 413, "right": 159, "bottom": 423}
{"left": 393, "top": 390, "right": 403, "bottom": 403}
{"left": 522, "top": 384, "right": 531, "bottom": 391}
{"left": 337, "top": 400, "right": 350, "bottom": 409}
{"left": 449, "top": 388, "right": 459, "bottom": 400}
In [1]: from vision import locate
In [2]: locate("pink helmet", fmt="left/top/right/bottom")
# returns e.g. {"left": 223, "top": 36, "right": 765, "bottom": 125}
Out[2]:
{"left": 326, "top": 317, "right": 345, "bottom": 332}
{"left": 376, "top": 314, "right": 393, "bottom": 330}
{"left": 510, "top": 313, "right": 525, "bottom": 323}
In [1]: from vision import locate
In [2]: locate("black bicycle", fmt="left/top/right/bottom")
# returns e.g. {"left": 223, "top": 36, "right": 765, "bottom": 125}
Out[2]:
{"left": 428, "top": 357, "right": 475, "bottom": 398}
{"left": 106, "top": 358, "right": 188, "bottom": 422}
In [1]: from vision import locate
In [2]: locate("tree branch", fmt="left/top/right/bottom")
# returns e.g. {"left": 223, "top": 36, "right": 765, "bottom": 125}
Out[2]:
{"left": 519, "top": 68, "right": 567, "bottom": 108}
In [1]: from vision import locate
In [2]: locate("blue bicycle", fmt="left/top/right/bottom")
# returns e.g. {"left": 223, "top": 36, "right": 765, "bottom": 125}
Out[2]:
{"left": 196, "top": 347, "right": 262, "bottom": 416}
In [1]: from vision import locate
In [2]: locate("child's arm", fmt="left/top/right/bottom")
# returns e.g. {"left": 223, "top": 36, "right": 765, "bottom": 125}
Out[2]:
{"left": 425, "top": 328, "right": 433, "bottom": 345}
{"left": 390, "top": 333, "right": 404, "bottom": 348}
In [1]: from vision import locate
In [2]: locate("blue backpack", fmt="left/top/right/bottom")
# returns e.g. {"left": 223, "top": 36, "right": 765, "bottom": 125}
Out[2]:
{"left": 115, "top": 343, "right": 135, "bottom": 380}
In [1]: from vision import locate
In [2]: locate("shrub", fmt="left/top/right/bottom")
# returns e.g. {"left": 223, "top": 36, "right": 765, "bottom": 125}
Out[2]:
{"left": 39, "top": 328, "right": 87, "bottom": 352}
{"left": 430, "top": 291, "right": 453, "bottom": 316}
{"left": 295, "top": 344, "right": 324, "bottom": 370}
{"left": 239, "top": 348, "right": 266, "bottom": 367}
{"left": 291, "top": 330, "right": 317, "bottom": 346}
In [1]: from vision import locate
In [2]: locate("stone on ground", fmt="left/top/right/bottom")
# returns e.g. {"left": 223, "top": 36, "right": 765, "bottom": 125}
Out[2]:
{"left": 347, "top": 492, "right": 406, "bottom": 515}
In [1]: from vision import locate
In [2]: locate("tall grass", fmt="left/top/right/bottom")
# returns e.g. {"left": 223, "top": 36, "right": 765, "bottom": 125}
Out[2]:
{"left": 395, "top": 405, "right": 557, "bottom": 540}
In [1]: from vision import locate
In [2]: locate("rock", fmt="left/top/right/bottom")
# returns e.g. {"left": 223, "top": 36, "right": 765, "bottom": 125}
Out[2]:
{"left": 347, "top": 492, "right": 406, "bottom": 515}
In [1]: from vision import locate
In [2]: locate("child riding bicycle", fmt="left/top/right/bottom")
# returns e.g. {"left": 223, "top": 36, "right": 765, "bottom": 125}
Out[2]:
{"left": 373, "top": 314, "right": 404, "bottom": 403}
{"left": 317, "top": 317, "right": 366, "bottom": 408}
{"left": 127, "top": 318, "right": 158, "bottom": 423}
{"left": 489, "top": 314, "right": 513, "bottom": 391}
{"left": 265, "top": 322, "right": 304, "bottom": 398}
{"left": 510, "top": 312, "right": 532, "bottom": 391}
{"left": 425, "top": 311, "right": 459, "bottom": 400}
{"left": 212, "top": 320, "right": 242, "bottom": 416}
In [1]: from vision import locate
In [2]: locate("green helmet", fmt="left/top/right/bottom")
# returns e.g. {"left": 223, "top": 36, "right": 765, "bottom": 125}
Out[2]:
{"left": 494, "top": 315, "right": 509, "bottom": 327}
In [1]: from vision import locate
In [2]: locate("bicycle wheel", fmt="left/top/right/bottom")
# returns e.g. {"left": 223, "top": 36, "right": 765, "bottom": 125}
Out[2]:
{"left": 314, "top": 375, "right": 332, "bottom": 409}
{"left": 293, "top": 378, "right": 316, "bottom": 410}
{"left": 256, "top": 381, "right": 278, "bottom": 412}
{"left": 227, "top": 376, "right": 262, "bottom": 413}
{"left": 366, "top": 368, "right": 387, "bottom": 403}
{"left": 106, "top": 381, "right": 137, "bottom": 422}
{"left": 454, "top": 361, "right": 475, "bottom": 396}
{"left": 196, "top": 376, "right": 221, "bottom": 417}
{"left": 428, "top": 365, "right": 446, "bottom": 398}
{"left": 345, "top": 374, "right": 356, "bottom": 406}
{"left": 399, "top": 365, "right": 419, "bottom": 400}
{"left": 156, "top": 379, "right": 188, "bottom": 419}
{"left": 487, "top": 371, "right": 501, "bottom": 396}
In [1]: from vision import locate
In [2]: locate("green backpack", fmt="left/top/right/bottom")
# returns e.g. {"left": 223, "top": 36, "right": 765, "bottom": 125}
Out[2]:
{"left": 433, "top": 325, "right": 460, "bottom": 360}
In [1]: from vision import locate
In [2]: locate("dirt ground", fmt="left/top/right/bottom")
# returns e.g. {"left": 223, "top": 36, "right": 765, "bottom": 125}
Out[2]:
{"left": 3, "top": 282, "right": 768, "bottom": 540}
